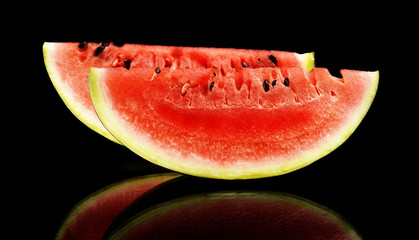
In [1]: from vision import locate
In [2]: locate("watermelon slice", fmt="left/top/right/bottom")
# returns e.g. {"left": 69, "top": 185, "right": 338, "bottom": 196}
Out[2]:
{"left": 107, "top": 191, "right": 362, "bottom": 240}
{"left": 55, "top": 173, "right": 180, "bottom": 240}
{"left": 89, "top": 66, "right": 378, "bottom": 179}
{"left": 43, "top": 42, "right": 314, "bottom": 143}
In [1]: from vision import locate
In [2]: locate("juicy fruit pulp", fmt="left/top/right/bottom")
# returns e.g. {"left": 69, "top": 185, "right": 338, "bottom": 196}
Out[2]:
{"left": 89, "top": 66, "right": 378, "bottom": 179}
{"left": 55, "top": 173, "right": 180, "bottom": 240}
{"left": 43, "top": 42, "right": 314, "bottom": 143}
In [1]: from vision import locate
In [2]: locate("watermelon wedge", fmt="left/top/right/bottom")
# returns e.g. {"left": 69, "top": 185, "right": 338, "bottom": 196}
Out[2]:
{"left": 89, "top": 66, "right": 378, "bottom": 179}
{"left": 43, "top": 42, "right": 314, "bottom": 143}
{"left": 55, "top": 173, "right": 180, "bottom": 240}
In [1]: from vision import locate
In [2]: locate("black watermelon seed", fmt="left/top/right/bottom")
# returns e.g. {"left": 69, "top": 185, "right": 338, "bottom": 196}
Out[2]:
{"left": 283, "top": 78, "right": 290, "bottom": 87}
{"left": 155, "top": 67, "right": 161, "bottom": 74}
{"left": 209, "top": 81, "right": 215, "bottom": 92}
{"left": 124, "top": 59, "right": 132, "bottom": 70}
{"left": 263, "top": 80, "right": 270, "bottom": 92}
{"left": 242, "top": 61, "right": 248, "bottom": 68}
{"left": 213, "top": 72, "right": 216, "bottom": 76}
{"left": 268, "top": 55, "right": 277, "bottom": 66}
{"left": 78, "top": 42, "right": 88, "bottom": 49}
{"left": 94, "top": 46, "right": 105, "bottom": 57}
{"left": 272, "top": 80, "right": 277, "bottom": 87}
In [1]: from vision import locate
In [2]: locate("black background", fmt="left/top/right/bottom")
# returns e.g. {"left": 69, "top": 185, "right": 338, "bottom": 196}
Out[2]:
{"left": 17, "top": 6, "right": 406, "bottom": 239}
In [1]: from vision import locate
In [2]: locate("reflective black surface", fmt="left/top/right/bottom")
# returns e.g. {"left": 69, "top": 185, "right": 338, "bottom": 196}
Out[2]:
{"left": 102, "top": 176, "right": 363, "bottom": 239}
{"left": 104, "top": 178, "right": 363, "bottom": 239}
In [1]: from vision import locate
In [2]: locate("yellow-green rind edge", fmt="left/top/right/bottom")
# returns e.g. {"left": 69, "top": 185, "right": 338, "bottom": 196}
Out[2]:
{"left": 300, "top": 52, "right": 315, "bottom": 71}
{"left": 43, "top": 42, "right": 120, "bottom": 144}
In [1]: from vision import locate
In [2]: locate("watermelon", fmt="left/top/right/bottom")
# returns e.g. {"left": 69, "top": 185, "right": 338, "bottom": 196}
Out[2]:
{"left": 43, "top": 42, "right": 314, "bottom": 143}
{"left": 106, "top": 191, "right": 361, "bottom": 240}
{"left": 55, "top": 173, "right": 180, "bottom": 240}
{"left": 89, "top": 66, "right": 378, "bottom": 179}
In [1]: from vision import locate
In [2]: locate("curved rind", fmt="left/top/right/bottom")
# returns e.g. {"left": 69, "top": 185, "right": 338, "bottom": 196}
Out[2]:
{"left": 55, "top": 173, "right": 180, "bottom": 240}
{"left": 43, "top": 42, "right": 120, "bottom": 144}
{"left": 89, "top": 67, "right": 378, "bottom": 179}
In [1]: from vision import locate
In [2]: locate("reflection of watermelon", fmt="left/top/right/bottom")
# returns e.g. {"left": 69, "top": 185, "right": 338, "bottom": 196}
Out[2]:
{"left": 43, "top": 42, "right": 314, "bottom": 143}
{"left": 55, "top": 173, "right": 180, "bottom": 240}
{"left": 89, "top": 65, "right": 378, "bottom": 179}
{"left": 108, "top": 191, "right": 362, "bottom": 240}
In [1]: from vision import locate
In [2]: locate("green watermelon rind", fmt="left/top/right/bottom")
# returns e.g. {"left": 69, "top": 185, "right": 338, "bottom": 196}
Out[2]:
{"left": 43, "top": 43, "right": 120, "bottom": 144}
{"left": 89, "top": 67, "right": 378, "bottom": 179}
{"left": 298, "top": 52, "right": 315, "bottom": 72}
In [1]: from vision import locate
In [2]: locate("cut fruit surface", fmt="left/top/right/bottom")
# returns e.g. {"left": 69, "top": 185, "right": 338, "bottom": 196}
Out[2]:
{"left": 55, "top": 173, "right": 180, "bottom": 240}
{"left": 89, "top": 66, "right": 378, "bottom": 179}
{"left": 43, "top": 42, "right": 314, "bottom": 143}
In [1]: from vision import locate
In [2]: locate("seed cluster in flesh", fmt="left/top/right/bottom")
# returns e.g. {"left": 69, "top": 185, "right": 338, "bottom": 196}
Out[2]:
{"left": 78, "top": 41, "right": 291, "bottom": 72}
{"left": 80, "top": 42, "right": 339, "bottom": 110}
{"left": 78, "top": 42, "right": 300, "bottom": 94}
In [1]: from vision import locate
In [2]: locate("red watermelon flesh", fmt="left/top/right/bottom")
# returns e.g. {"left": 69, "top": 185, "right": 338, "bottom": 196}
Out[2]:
{"left": 43, "top": 42, "right": 314, "bottom": 143}
{"left": 89, "top": 67, "right": 378, "bottom": 179}
{"left": 55, "top": 173, "right": 180, "bottom": 240}
{"left": 109, "top": 192, "right": 361, "bottom": 240}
